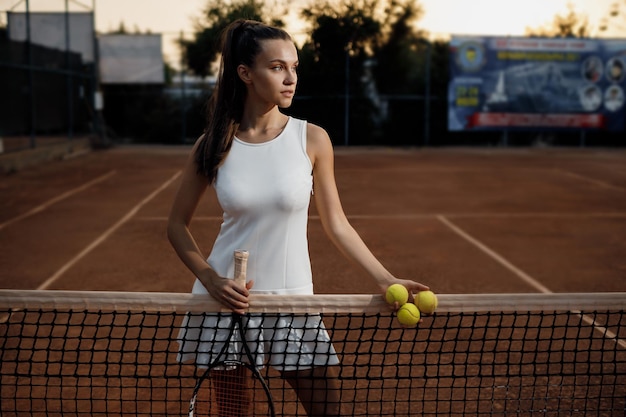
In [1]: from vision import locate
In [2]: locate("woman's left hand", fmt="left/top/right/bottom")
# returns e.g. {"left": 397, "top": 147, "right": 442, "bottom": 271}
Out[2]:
{"left": 380, "top": 278, "right": 430, "bottom": 308}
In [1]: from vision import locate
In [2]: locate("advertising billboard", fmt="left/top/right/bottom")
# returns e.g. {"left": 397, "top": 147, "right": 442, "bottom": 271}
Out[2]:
{"left": 448, "top": 36, "right": 626, "bottom": 131}
{"left": 98, "top": 34, "right": 165, "bottom": 84}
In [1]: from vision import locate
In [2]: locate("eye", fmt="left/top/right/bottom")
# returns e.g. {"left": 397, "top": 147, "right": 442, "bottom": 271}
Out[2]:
{"left": 271, "top": 65, "right": 284, "bottom": 71}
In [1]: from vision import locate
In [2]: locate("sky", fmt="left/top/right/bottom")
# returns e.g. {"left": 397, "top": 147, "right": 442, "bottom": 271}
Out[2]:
{"left": 1, "top": 0, "right": 619, "bottom": 35}
{"left": 1, "top": 0, "right": 623, "bottom": 64}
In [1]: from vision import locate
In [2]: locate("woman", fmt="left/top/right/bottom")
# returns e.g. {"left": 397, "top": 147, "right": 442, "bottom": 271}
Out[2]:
{"left": 168, "top": 19, "right": 430, "bottom": 416}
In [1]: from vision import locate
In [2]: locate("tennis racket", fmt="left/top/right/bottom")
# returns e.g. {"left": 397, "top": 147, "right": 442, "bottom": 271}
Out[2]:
{"left": 188, "top": 249, "right": 275, "bottom": 417}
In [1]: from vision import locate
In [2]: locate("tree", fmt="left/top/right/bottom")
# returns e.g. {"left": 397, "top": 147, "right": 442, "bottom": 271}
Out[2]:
{"left": 599, "top": 1, "right": 626, "bottom": 35}
{"left": 525, "top": 4, "right": 592, "bottom": 38}
{"left": 295, "top": 0, "right": 430, "bottom": 144}
{"left": 372, "top": 0, "right": 425, "bottom": 94}
{"left": 114, "top": 21, "right": 128, "bottom": 34}
{"left": 181, "top": 0, "right": 287, "bottom": 77}
{"left": 180, "top": 0, "right": 439, "bottom": 145}
{"left": 109, "top": 21, "right": 151, "bottom": 35}
{"left": 299, "top": 1, "right": 382, "bottom": 95}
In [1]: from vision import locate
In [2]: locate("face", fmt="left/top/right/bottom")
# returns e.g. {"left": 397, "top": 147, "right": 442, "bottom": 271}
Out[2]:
{"left": 611, "top": 62, "right": 622, "bottom": 80}
{"left": 239, "top": 39, "right": 298, "bottom": 109}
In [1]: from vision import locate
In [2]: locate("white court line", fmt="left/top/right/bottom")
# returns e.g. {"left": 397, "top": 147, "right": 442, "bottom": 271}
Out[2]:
{"left": 577, "top": 312, "right": 626, "bottom": 349}
{"left": 437, "top": 215, "right": 626, "bottom": 349}
{"left": 336, "top": 213, "right": 626, "bottom": 220}
{"left": 137, "top": 214, "right": 450, "bottom": 222}
{"left": 0, "top": 171, "right": 117, "bottom": 231}
{"left": 36, "top": 171, "right": 182, "bottom": 291}
{"left": 136, "top": 211, "right": 626, "bottom": 222}
{"left": 436, "top": 215, "right": 553, "bottom": 294}
{"left": 556, "top": 169, "right": 626, "bottom": 192}
{"left": 141, "top": 212, "right": 626, "bottom": 348}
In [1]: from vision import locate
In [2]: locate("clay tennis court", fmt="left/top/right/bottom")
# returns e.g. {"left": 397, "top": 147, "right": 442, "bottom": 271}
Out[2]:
{"left": 1, "top": 145, "right": 626, "bottom": 416}
{"left": 1, "top": 145, "right": 625, "bottom": 295}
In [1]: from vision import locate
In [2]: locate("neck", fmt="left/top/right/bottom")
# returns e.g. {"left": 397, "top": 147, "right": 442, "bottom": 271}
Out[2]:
{"left": 236, "top": 107, "right": 289, "bottom": 144}
{"left": 239, "top": 106, "right": 286, "bottom": 131}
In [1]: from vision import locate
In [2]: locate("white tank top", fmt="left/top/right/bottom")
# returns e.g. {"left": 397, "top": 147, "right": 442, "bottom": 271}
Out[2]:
{"left": 201, "top": 116, "right": 314, "bottom": 295}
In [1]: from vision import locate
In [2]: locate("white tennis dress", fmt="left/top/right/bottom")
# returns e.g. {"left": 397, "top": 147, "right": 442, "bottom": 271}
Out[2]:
{"left": 177, "top": 116, "right": 339, "bottom": 371}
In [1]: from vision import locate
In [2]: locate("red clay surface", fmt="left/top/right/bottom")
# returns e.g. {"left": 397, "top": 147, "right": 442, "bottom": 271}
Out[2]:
{"left": 1, "top": 146, "right": 625, "bottom": 296}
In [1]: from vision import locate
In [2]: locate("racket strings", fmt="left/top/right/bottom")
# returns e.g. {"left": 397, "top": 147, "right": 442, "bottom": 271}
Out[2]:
{"left": 212, "top": 367, "right": 253, "bottom": 417}
{"left": 193, "top": 366, "right": 272, "bottom": 417}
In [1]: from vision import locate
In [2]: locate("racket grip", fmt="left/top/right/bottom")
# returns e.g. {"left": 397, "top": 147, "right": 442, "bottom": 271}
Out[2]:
{"left": 234, "top": 250, "right": 249, "bottom": 286}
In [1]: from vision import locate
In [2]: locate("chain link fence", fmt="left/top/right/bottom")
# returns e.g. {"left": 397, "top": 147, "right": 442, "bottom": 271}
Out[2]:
{"left": 1, "top": 25, "right": 624, "bottom": 161}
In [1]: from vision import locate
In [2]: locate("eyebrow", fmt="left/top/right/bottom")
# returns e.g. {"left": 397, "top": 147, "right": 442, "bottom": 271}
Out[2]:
{"left": 267, "top": 58, "right": 299, "bottom": 65}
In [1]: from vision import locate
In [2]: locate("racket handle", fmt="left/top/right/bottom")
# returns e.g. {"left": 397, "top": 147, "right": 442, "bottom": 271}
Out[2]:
{"left": 234, "top": 250, "right": 249, "bottom": 286}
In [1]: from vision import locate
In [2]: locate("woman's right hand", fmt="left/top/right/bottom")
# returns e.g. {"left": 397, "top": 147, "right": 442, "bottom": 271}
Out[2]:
{"left": 201, "top": 272, "right": 254, "bottom": 314}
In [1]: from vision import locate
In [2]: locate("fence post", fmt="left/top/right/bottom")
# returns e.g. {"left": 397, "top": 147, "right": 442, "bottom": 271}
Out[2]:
{"left": 25, "top": 0, "right": 36, "bottom": 149}
{"left": 423, "top": 39, "right": 431, "bottom": 147}
{"left": 344, "top": 46, "right": 350, "bottom": 146}
{"left": 65, "top": 0, "right": 74, "bottom": 142}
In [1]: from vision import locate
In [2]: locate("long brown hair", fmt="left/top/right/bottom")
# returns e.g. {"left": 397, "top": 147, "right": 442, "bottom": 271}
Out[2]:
{"left": 195, "top": 19, "right": 292, "bottom": 183}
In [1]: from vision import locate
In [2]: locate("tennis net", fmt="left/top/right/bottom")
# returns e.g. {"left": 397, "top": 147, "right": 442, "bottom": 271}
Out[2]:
{"left": 1, "top": 290, "right": 625, "bottom": 416}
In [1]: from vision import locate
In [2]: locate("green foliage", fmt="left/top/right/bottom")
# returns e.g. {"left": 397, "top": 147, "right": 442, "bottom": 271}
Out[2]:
{"left": 525, "top": 4, "right": 592, "bottom": 38}
{"left": 298, "top": 11, "right": 380, "bottom": 95}
{"left": 298, "top": 0, "right": 423, "bottom": 91}
{"left": 181, "top": 0, "right": 286, "bottom": 77}
{"left": 173, "top": 0, "right": 462, "bottom": 145}
{"left": 114, "top": 21, "right": 128, "bottom": 34}
{"left": 372, "top": 0, "right": 425, "bottom": 94}
{"left": 295, "top": 0, "right": 438, "bottom": 145}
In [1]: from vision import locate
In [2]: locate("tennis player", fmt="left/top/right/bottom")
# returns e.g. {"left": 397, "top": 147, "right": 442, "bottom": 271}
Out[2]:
{"left": 168, "top": 19, "right": 430, "bottom": 416}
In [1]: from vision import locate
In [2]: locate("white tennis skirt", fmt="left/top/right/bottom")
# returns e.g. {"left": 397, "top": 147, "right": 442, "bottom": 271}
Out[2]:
{"left": 177, "top": 312, "right": 340, "bottom": 372}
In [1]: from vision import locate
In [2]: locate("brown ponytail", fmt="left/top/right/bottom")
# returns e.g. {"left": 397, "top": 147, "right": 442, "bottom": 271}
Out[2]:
{"left": 194, "top": 19, "right": 292, "bottom": 184}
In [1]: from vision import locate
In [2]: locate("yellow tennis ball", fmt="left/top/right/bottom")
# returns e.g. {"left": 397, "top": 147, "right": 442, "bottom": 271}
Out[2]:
{"left": 396, "top": 303, "right": 420, "bottom": 326}
{"left": 385, "top": 284, "right": 409, "bottom": 306}
{"left": 415, "top": 290, "right": 438, "bottom": 314}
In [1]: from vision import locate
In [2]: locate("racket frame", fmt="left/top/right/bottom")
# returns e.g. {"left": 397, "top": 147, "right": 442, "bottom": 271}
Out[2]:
{"left": 188, "top": 250, "right": 276, "bottom": 417}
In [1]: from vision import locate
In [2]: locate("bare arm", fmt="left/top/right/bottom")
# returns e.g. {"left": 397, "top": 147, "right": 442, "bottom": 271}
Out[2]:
{"left": 167, "top": 141, "right": 251, "bottom": 313}
{"left": 306, "top": 124, "right": 429, "bottom": 296}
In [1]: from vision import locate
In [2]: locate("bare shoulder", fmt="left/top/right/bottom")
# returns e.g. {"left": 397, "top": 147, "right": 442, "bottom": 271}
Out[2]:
{"left": 306, "top": 122, "right": 330, "bottom": 143}
{"left": 306, "top": 122, "right": 333, "bottom": 166}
